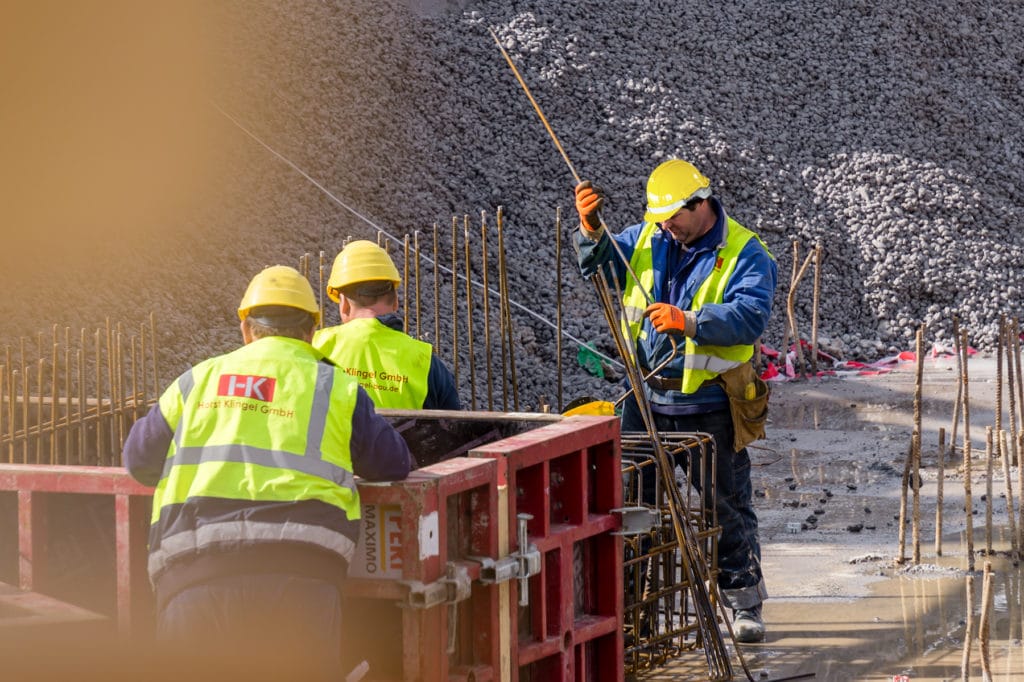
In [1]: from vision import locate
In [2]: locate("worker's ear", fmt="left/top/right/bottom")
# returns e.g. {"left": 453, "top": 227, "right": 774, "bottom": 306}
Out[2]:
{"left": 240, "top": 319, "right": 254, "bottom": 345}
{"left": 338, "top": 295, "right": 352, "bottom": 322}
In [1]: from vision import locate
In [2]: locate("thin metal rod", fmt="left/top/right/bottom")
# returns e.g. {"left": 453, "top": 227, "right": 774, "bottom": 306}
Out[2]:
{"left": 433, "top": 223, "right": 441, "bottom": 348}
{"left": 810, "top": 243, "right": 822, "bottom": 376}
{"left": 936, "top": 427, "right": 945, "bottom": 557}
{"left": 961, "top": 327, "right": 975, "bottom": 573}
{"left": 318, "top": 250, "right": 326, "bottom": 330}
{"left": 555, "top": 206, "right": 564, "bottom": 412}
{"left": 464, "top": 216, "right": 477, "bottom": 411}
{"left": 912, "top": 325, "right": 924, "bottom": 564}
{"left": 451, "top": 216, "right": 460, "bottom": 386}
{"left": 403, "top": 234, "right": 410, "bottom": 334}
{"left": 414, "top": 230, "right": 422, "bottom": 340}
{"left": 497, "top": 207, "right": 520, "bottom": 411}
{"left": 984, "top": 426, "right": 994, "bottom": 556}
{"left": 480, "top": 212, "right": 494, "bottom": 411}
{"left": 999, "top": 428, "right": 1018, "bottom": 561}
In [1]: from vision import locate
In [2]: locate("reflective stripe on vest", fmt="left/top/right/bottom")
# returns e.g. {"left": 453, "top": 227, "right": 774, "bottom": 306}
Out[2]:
{"left": 149, "top": 337, "right": 360, "bottom": 575}
{"left": 313, "top": 318, "right": 431, "bottom": 409}
{"left": 622, "top": 216, "right": 770, "bottom": 394}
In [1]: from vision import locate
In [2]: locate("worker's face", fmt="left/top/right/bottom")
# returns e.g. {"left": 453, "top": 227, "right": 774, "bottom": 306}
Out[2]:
{"left": 657, "top": 199, "right": 711, "bottom": 246}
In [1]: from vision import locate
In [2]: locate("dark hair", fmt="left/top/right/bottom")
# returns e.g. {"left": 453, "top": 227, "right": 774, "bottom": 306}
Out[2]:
{"left": 339, "top": 281, "right": 397, "bottom": 308}
{"left": 245, "top": 305, "right": 316, "bottom": 340}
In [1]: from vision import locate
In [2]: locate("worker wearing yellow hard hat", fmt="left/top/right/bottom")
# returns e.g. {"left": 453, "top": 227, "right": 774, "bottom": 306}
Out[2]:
{"left": 123, "top": 264, "right": 412, "bottom": 673}
{"left": 314, "top": 240, "right": 461, "bottom": 410}
{"left": 574, "top": 158, "right": 778, "bottom": 644}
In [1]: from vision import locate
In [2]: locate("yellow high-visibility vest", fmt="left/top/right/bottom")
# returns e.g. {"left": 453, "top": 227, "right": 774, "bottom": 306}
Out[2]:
{"left": 148, "top": 336, "right": 361, "bottom": 578}
{"left": 313, "top": 318, "right": 431, "bottom": 409}
{"left": 621, "top": 217, "right": 771, "bottom": 394}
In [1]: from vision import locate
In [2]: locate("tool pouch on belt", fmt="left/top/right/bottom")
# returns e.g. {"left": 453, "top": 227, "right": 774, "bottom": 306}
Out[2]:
{"left": 716, "top": 362, "right": 770, "bottom": 451}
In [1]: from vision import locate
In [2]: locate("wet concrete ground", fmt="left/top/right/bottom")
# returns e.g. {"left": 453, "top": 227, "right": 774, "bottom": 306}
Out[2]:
{"left": 641, "top": 354, "right": 1024, "bottom": 681}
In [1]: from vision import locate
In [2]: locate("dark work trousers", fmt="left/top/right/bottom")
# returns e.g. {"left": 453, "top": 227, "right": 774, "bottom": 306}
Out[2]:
{"left": 156, "top": 573, "right": 343, "bottom": 681}
{"left": 622, "top": 396, "right": 767, "bottom": 610}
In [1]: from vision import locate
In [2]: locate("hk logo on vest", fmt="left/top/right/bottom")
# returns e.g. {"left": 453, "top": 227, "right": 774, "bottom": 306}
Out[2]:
{"left": 218, "top": 374, "right": 277, "bottom": 402}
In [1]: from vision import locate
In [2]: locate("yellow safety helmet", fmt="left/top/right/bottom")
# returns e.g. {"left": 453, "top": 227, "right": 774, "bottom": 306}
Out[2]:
{"left": 238, "top": 265, "right": 320, "bottom": 325}
{"left": 643, "top": 159, "right": 712, "bottom": 224}
{"left": 326, "top": 240, "right": 402, "bottom": 303}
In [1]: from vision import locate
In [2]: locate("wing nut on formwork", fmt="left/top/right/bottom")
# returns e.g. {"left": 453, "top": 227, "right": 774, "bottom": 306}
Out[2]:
{"left": 610, "top": 506, "right": 659, "bottom": 536}
{"left": 399, "top": 562, "right": 472, "bottom": 610}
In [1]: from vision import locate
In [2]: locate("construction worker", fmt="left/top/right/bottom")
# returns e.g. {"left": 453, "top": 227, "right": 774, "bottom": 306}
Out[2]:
{"left": 574, "top": 159, "right": 778, "bottom": 644}
{"left": 123, "top": 265, "right": 412, "bottom": 677}
{"left": 314, "top": 239, "right": 461, "bottom": 410}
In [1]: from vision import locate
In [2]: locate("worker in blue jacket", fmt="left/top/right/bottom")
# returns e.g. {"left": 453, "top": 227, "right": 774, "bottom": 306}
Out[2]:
{"left": 574, "top": 159, "right": 777, "bottom": 644}
{"left": 123, "top": 265, "right": 412, "bottom": 678}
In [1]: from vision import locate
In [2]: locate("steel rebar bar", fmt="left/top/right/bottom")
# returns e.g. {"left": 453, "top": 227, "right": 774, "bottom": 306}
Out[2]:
{"left": 464, "top": 217, "right": 477, "bottom": 410}
{"left": 962, "top": 327, "right": 975, "bottom": 573}
{"left": 480, "top": 212, "right": 494, "bottom": 411}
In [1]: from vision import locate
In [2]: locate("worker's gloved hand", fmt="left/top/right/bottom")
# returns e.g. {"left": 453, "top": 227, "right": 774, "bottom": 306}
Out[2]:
{"left": 644, "top": 303, "right": 696, "bottom": 337}
{"left": 574, "top": 181, "right": 604, "bottom": 235}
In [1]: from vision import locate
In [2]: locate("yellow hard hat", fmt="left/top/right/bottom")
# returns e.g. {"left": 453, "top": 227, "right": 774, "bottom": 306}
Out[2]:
{"left": 562, "top": 396, "right": 617, "bottom": 417}
{"left": 238, "top": 265, "right": 320, "bottom": 324}
{"left": 326, "top": 240, "right": 402, "bottom": 303}
{"left": 643, "top": 159, "right": 712, "bottom": 224}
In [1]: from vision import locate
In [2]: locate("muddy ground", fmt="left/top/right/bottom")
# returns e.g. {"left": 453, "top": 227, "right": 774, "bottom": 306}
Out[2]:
{"left": 644, "top": 353, "right": 1024, "bottom": 681}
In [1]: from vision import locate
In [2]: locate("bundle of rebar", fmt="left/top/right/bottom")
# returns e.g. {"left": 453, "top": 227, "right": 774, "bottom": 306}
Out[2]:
{"left": 0, "top": 314, "right": 160, "bottom": 466}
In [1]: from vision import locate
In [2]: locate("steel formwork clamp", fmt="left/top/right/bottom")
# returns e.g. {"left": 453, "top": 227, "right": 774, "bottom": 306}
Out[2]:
{"left": 399, "top": 561, "right": 473, "bottom": 610}
{"left": 468, "top": 513, "right": 542, "bottom": 605}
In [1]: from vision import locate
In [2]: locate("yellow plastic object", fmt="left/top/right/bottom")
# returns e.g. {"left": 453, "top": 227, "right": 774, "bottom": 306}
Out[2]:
{"left": 326, "top": 240, "right": 401, "bottom": 302}
{"left": 238, "top": 265, "right": 320, "bottom": 324}
{"left": 562, "top": 399, "right": 616, "bottom": 417}
{"left": 643, "top": 159, "right": 712, "bottom": 224}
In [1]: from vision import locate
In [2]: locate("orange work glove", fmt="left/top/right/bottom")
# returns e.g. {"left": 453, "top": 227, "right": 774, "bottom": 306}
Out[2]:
{"left": 644, "top": 303, "right": 696, "bottom": 337}
{"left": 574, "top": 180, "right": 604, "bottom": 233}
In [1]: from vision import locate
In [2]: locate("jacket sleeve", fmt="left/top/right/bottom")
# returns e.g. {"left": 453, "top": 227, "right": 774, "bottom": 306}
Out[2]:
{"left": 349, "top": 387, "right": 413, "bottom": 480}
{"left": 691, "top": 238, "right": 778, "bottom": 347}
{"left": 424, "top": 355, "right": 462, "bottom": 410}
{"left": 575, "top": 224, "right": 645, "bottom": 286}
{"left": 122, "top": 403, "right": 172, "bottom": 487}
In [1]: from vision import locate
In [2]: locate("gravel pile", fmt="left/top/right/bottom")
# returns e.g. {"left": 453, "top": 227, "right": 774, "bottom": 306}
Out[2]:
{"left": 3, "top": 0, "right": 1023, "bottom": 409}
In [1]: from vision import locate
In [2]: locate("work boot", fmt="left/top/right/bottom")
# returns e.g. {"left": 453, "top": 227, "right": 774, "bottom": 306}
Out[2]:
{"left": 732, "top": 605, "right": 765, "bottom": 643}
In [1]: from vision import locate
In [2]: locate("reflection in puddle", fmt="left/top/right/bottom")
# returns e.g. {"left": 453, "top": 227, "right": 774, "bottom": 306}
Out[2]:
{"left": 749, "top": 551, "right": 1024, "bottom": 681}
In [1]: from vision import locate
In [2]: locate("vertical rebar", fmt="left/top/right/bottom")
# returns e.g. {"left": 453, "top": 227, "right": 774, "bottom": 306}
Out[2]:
{"left": 50, "top": 337, "right": 58, "bottom": 465}
{"left": 95, "top": 329, "right": 103, "bottom": 465}
{"left": 912, "top": 325, "right": 924, "bottom": 564}
{"left": 497, "top": 206, "right": 520, "bottom": 410}
{"left": 480, "top": 211, "right": 494, "bottom": 411}
{"left": 1008, "top": 321, "right": 1020, "bottom": 467}
{"left": 150, "top": 312, "right": 159, "bottom": 401}
{"left": 451, "top": 216, "right": 459, "bottom": 386}
{"left": 414, "top": 231, "right": 422, "bottom": 340}
{"left": 463, "top": 216, "right": 477, "bottom": 410}
{"left": 961, "top": 327, "right": 975, "bottom": 573}
{"left": 35, "top": 344, "right": 43, "bottom": 464}
{"left": 962, "top": 573, "right": 974, "bottom": 682}
{"left": 897, "top": 438, "right": 912, "bottom": 564}
{"left": 432, "top": 223, "right": 440, "bottom": 349}
{"left": 20, "top": 339, "right": 28, "bottom": 463}
{"left": 555, "top": 206, "right": 564, "bottom": 412}
{"left": 0, "top": 366, "right": 5, "bottom": 464}
{"left": 984, "top": 426, "right": 993, "bottom": 556}
{"left": 318, "top": 250, "right": 326, "bottom": 330}
{"left": 1014, "top": 318, "right": 1024, "bottom": 434}
{"left": 979, "top": 561, "right": 993, "bottom": 682}
{"left": 63, "top": 327, "right": 71, "bottom": 463}
{"left": 810, "top": 243, "right": 822, "bottom": 376}
{"left": 498, "top": 208, "right": 510, "bottom": 412}
{"left": 403, "top": 234, "right": 410, "bottom": 334}
{"left": 77, "top": 345, "right": 85, "bottom": 466}
{"left": 1000, "top": 428, "right": 1019, "bottom": 561}
{"left": 950, "top": 315, "right": 963, "bottom": 462}
{"left": 116, "top": 323, "right": 125, "bottom": 452}
{"left": 936, "top": 427, "right": 945, "bottom": 556}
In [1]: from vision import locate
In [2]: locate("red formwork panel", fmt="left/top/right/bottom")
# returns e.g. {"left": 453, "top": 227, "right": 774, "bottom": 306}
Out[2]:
{"left": 342, "top": 455, "right": 500, "bottom": 682}
{"left": 0, "top": 464, "right": 154, "bottom": 635}
{"left": 469, "top": 415, "right": 624, "bottom": 682}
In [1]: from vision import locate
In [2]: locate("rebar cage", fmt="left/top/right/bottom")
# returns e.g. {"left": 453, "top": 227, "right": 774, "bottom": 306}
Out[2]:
{"left": 619, "top": 430, "right": 721, "bottom": 676}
